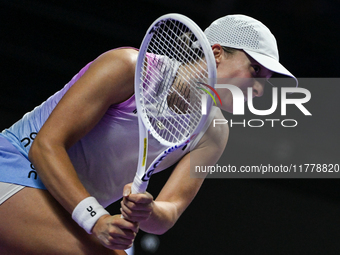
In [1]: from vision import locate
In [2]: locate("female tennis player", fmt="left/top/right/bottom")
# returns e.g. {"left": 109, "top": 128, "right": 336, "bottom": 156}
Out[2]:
{"left": 0, "top": 15, "right": 296, "bottom": 254}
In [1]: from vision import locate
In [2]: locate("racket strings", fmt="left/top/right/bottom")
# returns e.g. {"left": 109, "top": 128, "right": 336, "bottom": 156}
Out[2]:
{"left": 167, "top": 79, "right": 190, "bottom": 114}
{"left": 149, "top": 73, "right": 204, "bottom": 139}
{"left": 139, "top": 18, "right": 210, "bottom": 144}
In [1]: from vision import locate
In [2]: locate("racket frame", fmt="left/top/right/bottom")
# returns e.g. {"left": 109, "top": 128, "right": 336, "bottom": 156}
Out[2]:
{"left": 132, "top": 13, "right": 217, "bottom": 194}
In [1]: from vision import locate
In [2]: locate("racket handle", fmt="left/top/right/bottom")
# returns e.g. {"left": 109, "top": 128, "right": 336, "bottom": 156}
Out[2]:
{"left": 131, "top": 174, "right": 148, "bottom": 194}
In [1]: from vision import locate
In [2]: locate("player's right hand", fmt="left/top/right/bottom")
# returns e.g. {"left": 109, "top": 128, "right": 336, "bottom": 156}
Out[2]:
{"left": 92, "top": 214, "right": 139, "bottom": 250}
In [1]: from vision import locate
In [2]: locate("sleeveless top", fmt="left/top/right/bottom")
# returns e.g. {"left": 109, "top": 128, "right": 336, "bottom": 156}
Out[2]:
{"left": 0, "top": 49, "right": 217, "bottom": 207}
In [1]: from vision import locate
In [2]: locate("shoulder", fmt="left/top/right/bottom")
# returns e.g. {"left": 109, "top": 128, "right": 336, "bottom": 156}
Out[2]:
{"left": 102, "top": 48, "right": 139, "bottom": 63}
{"left": 194, "top": 108, "right": 229, "bottom": 154}
{"left": 91, "top": 48, "right": 139, "bottom": 75}
{"left": 78, "top": 48, "right": 139, "bottom": 105}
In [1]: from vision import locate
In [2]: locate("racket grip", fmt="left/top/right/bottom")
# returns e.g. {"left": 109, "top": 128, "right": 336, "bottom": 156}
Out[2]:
{"left": 131, "top": 174, "right": 148, "bottom": 194}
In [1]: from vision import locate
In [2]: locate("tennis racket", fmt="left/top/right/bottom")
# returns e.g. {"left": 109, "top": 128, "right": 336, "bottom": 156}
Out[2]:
{"left": 131, "top": 13, "right": 217, "bottom": 194}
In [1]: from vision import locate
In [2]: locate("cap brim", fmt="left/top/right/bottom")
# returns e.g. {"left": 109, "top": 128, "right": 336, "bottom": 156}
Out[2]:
{"left": 244, "top": 50, "right": 298, "bottom": 87}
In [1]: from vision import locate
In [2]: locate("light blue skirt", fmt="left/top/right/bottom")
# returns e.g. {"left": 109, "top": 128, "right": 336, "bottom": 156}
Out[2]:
{"left": 0, "top": 136, "right": 46, "bottom": 189}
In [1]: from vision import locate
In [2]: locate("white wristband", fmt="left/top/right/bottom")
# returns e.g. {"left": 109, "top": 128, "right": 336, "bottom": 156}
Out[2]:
{"left": 72, "top": 196, "right": 110, "bottom": 234}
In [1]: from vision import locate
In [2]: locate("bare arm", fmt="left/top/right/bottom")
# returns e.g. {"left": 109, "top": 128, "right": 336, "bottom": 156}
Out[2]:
{"left": 28, "top": 48, "right": 139, "bottom": 249}
{"left": 121, "top": 109, "right": 229, "bottom": 234}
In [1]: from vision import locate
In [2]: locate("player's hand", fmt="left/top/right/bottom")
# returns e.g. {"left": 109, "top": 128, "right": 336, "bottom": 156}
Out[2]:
{"left": 92, "top": 214, "right": 139, "bottom": 250}
{"left": 120, "top": 183, "right": 154, "bottom": 222}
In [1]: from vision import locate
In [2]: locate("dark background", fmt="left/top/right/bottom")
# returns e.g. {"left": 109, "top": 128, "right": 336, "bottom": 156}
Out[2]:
{"left": 1, "top": 0, "right": 340, "bottom": 254}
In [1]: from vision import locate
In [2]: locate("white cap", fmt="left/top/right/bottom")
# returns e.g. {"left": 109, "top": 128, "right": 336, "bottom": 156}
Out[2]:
{"left": 204, "top": 14, "right": 298, "bottom": 87}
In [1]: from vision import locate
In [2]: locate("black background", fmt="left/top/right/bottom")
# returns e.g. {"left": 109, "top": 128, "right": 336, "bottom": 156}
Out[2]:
{"left": 1, "top": 1, "right": 340, "bottom": 254}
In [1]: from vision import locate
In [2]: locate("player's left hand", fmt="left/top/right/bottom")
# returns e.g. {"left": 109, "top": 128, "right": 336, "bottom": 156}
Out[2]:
{"left": 120, "top": 183, "right": 154, "bottom": 222}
